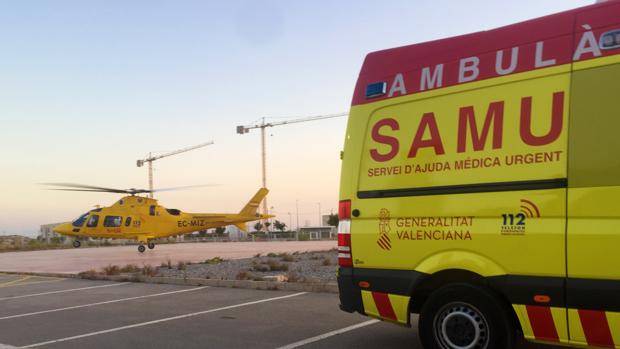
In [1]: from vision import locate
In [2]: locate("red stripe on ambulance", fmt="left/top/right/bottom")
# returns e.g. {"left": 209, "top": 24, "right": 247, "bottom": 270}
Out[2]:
{"left": 371, "top": 292, "right": 397, "bottom": 321}
{"left": 579, "top": 309, "right": 614, "bottom": 348}
{"left": 526, "top": 305, "right": 559, "bottom": 342}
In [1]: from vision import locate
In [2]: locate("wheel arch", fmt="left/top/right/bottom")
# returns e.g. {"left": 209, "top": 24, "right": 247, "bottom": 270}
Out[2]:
{"left": 409, "top": 268, "right": 523, "bottom": 335}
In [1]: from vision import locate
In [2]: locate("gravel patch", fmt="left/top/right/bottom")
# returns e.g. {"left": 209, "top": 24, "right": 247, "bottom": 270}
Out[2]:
{"left": 156, "top": 249, "right": 337, "bottom": 283}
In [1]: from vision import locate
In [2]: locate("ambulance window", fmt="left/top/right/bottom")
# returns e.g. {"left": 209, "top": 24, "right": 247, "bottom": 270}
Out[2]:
{"left": 149, "top": 205, "right": 156, "bottom": 216}
{"left": 86, "top": 215, "right": 99, "bottom": 228}
{"left": 103, "top": 216, "right": 122, "bottom": 227}
{"left": 568, "top": 63, "right": 620, "bottom": 187}
{"left": 125, "top": 217, "right": 132, "bottom": 227}
{"left": 72, "top": 213, "right": 89, "bottom": 227}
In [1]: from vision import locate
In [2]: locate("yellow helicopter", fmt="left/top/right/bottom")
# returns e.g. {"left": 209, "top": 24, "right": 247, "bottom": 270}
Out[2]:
{"left": 47, "top": 183, "right": 272, "bottom": 253}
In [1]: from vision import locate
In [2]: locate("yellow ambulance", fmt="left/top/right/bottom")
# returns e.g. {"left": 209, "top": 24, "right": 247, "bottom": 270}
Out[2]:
{"left": 337, "top": 2, "right": 620, "bottom": 348}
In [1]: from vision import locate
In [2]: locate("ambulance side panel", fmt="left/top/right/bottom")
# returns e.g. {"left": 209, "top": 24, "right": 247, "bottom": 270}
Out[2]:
{"left": 566, "top": 3, "right": 620, "bottom": 347}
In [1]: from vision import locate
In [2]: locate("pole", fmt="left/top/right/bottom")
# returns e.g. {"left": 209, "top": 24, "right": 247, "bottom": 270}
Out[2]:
{"left": 296, "top": 199, "right": 300, "bottom": 240}
{"left": 260, "top": 118, "right": 268, "bottom": 220}
{"left": 288, "top": 212, "right": 292, "bottom": 236}
{"left": 148, "top": 152, "right": 154, "bottom": 198}
{"left": 318, "top": 202, "right": 322, "bottom": 226}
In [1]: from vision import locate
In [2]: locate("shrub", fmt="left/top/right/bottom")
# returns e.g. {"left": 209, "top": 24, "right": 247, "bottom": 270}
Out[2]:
{"left": 120, "top": 264, "right": 139, "bottom": 273}
{"left": 280, "top": 253, "right": 295, "bottom": 262}
{"left": 267, "top": 259, "right": 289, "bottom": 272}
{"left": 286, "top": 271, "right": 306, "bottom": 283}
{"left": 253, "top": 253, "right": 261, "bottom": 258}
{"left": 205, "top": 256, "right": 224, "bottom": 264}
{"left": 177, "top": 261, "right": 186, "bottom": 271}
{"left": 266, "top": 252, "right": 277, "bottom": 257}
{"left": 322, "top": 258, "right": 332, "bottom": 266}
{"left": 252, "top": 262, "right": 270, "bottom": 272}
{"left": 142, "top": 264, "right": 156, "bottom": 276}
{"left": 78, "top": 269, "right": 98, "bottom": 279}
{"left": 236, "top": 270, "right": 257, "bottom": 280}
{"left": 103, "top": 265, "right": 120, "bottom": 276}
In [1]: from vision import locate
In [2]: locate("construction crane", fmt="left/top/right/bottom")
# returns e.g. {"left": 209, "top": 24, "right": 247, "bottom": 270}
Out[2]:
{"left": 236, "top": 113, "right": 347, "bottom": 221}
{"left": 136, "top": 141, "right": 215, "bottom": 198}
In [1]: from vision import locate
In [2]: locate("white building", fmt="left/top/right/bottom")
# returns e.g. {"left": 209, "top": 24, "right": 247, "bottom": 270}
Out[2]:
{"left": 225, "top": 225, "right": 244, "bottom": 241}
{"left": 39, "top": 222, "right": 69, "bottom": 244}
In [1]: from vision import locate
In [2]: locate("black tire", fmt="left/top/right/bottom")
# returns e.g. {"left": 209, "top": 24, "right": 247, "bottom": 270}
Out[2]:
{"left": 138, "top": 245, "right": 146, "bottom": 253}
{"left": 419, "top": 283, "right": 516, "bottom": 349}
{"left": 73, "top": 240, "right": 81, "bottom": 248}
{"left": 147, "top": 242, "right": 155, "bottom": 250}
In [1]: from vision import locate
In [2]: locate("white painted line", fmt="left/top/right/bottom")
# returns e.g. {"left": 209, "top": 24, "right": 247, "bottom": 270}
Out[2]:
{"left": 0, "top": 343, "right": 19, "bottom": 348}
{"left": 0, "top": 286, "right": 209, "bottom": 320}
{"left": 0, "top": 279, "right": 63, "bottom": 288}
{"left": 0, "top": 282, "right": 130, "bottom": 301}
{"left": 22, "top": 292, "right": 307, "bottom": 348}
{"left": 275, "top": 319, "right": 380, "bottom": 349}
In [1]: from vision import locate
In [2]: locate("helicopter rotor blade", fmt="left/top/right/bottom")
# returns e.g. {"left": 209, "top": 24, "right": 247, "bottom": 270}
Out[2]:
{"left": 46, "top": 188, "right": 129, "bottom": 193}
{"left": 151, "top": 184, "right": 218, "bottom": 193}
{"left": 41, "top": 183, "right": 129, "bottom": 193}
{"left": 41, "top": 183, "right": 217, "bottom": 195}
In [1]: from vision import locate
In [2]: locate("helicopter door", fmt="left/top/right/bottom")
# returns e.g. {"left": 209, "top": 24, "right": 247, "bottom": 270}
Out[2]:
{"left": 86, "top": 215, "right": 99, "bottom": 228}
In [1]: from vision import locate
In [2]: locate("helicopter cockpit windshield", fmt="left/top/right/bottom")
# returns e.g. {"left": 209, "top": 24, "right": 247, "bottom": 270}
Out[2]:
{"left": 72, "top": 213, "right": 89, "bottom": 227}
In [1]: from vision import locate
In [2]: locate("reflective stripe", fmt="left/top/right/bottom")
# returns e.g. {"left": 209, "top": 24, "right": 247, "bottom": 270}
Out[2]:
{"left": 526, "top": 305, "right": 559, "bottom": 342}
{"left": 578, "top": 309, "right": 614, "bottom": 348}
{"left": 372, "top": 292, "right": 396, "bottom": 321}
{"left": 605, "top": 311, "right": 620, "bottom": 346}
{"left": 513, "top": 305, "right": 535, "bottom": 340}
{"left": 360, "top": 290, "right": 410, "bottom": 325}
{"left": 549, "top": 307, "right": 568, "bottom": 344}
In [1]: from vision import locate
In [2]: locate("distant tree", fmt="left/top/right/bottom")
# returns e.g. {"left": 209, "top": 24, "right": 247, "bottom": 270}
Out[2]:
{"left": 274, "top": 220, "right": 286, "bottom": 232}
{"left": 215, "top": 226, "right": 226, "bottom": 235}
{"left": 327, "top": 213, "right": 339, "bottom": 227}
{"left": 264, "top": 221, "right": 272, "bottom": 231}
{"left": 198, "top": 230, "right": 207, "bottom": 237}
{"left": 253, "top": 222, "right": 263, "bottom": 232}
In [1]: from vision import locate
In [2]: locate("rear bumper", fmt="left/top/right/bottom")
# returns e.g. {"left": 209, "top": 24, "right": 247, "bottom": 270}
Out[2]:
{"left": 337, "top": 267, "right": 364, "bottom": 314}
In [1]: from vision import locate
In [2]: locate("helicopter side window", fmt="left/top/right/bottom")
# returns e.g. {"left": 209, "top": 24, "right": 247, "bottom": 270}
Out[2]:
{"left": 72, "top": 213, "right": 89, "bottom": 227}
{"left": 104, "top": 216, "right": 122, "bottom": 228}
{"left": 166, "top": 209, "right": 181, "bottom": 216}
{"left": 86, "top": 215, "right": 99, "bottom": 228}
{"left": 149, "top": 205, "right": 156, "bottom": 216}
{"left": 125, "top": 217, "right": 132, "bottom": 227}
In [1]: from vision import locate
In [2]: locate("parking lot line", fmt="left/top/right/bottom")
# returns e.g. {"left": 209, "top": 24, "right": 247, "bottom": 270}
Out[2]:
{"left": 0, "top": 276, "right": 31, "bottom": 288}
{"left": 0, "top": 279, "right": 63, "bottom": 288}
{"left": 0, "top": 286, "right": 209, "bottom": 320}
{"left": 0, "top": 282, "right": 130, "bottom": 301}
{"left": 275, "top": 319, "right": 380, "bottom": 349}
{"left": 0, "top": 343, "right": 19, "bottom": 349}
{"left": 22, "top": 292, "right": 307, "bottom": 348}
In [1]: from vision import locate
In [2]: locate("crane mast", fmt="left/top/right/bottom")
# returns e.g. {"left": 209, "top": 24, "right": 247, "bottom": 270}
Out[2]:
{"left": 236, "top": 113, "right": 347, "bottom": 224}
{"left": 137, "top": 141, "right": 214, "bottom": 198}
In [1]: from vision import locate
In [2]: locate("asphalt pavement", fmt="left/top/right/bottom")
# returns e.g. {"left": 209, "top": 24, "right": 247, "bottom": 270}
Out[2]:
{"left": 0, "top": 276, "right": 562, "bottom": 349}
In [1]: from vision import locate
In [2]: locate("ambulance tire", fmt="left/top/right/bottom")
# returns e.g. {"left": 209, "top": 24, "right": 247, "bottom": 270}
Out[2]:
{"left": 73, "top": 240, "right": 81, "bottom": 248}
{"left": 138, "top": 244, "right": 146, "bottom": 253}
{"left": 147, "top": 242, "right": 155, "bottom": 249}
{"left": 419, "top": 283, "right": 516, "bottom": 349}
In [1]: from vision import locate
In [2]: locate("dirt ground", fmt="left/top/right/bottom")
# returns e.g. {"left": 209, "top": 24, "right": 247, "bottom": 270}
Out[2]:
{"left": 0, "top": 241, "right": 336, "bottom": 274}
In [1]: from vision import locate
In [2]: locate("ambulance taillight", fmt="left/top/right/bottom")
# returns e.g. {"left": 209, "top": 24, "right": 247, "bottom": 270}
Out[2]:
{"left": 338, "top": 200, "right": 353, "bottom": 267}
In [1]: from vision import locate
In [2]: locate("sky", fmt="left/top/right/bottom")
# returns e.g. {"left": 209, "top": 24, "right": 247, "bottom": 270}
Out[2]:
{"left": 0, "top": 0, "right": 592, "bottom": 236}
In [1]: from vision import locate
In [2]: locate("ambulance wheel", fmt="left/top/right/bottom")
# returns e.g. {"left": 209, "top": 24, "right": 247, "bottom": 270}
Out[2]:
{"left": 138, "top": 244, "right": 146, "bottom": 253}
{"left": 147, "top": 242, "right": 155, "bottom": 250}
{"left": 418, "top": 283, "right": 516, "bottom": 349}
{"left": 73, "top": 240, "right": 81, "bottom": 248}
